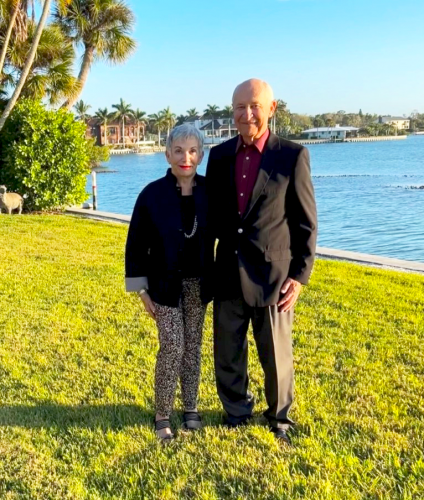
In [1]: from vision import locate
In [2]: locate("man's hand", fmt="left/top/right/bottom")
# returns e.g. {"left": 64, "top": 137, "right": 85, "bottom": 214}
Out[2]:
{"left": 277, "top": 278, "right": 302, "bottom": 313}
{"left": 139, "top": 291, "right": 156, "bottom": 319}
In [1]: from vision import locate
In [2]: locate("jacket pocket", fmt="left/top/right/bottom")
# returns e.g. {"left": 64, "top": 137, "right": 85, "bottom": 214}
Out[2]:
{"left": 264, "top": 248, "right": 292, "bottom": 262}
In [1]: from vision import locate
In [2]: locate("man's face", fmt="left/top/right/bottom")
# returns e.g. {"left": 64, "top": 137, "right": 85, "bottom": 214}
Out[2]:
{"left": 233, "top": 83, "right": 277, "bottom": 142}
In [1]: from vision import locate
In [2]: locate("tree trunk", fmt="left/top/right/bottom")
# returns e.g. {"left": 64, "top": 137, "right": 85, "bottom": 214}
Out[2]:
{"left": 104, "top": 121, "right": 107, "bottom": 145}
{"left": 0, "top": 0, "right": 52, "bottom": 132}
{"left": 122, "top": 118, "right": 125, "bottom": 147}
{"left": 62, "top": 45, "right": 94, "bottom": 110}
{"left": 158, "top": 129, "right": 161, "bottom": 147}
{"left": 0, "top": 1, "right": 21, "bottom": 76}
{"left": 137, "top": 122, "right": 140, "bottom": 146}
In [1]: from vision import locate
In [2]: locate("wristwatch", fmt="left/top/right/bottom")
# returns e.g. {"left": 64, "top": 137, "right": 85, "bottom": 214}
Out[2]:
{"left": 138, "top": 288, "right": 148, "bottom": 295}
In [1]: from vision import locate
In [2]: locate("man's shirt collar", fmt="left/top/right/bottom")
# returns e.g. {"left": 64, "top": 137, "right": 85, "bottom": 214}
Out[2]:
{"left": 236, "top": 128, "right": 270, "bottom": 154}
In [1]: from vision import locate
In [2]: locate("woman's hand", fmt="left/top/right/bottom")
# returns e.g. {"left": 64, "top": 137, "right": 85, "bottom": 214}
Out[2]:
{"left": 139, "top": 291, "right": 156, "bottom": 319}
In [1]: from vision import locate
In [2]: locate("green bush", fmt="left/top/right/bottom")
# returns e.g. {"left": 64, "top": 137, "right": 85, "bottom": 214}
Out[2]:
{"left": 0, "top": 99, "right": 90, "bottom": 211}
{"left": 86, "top": 138, "right": 111, "bottom": 168}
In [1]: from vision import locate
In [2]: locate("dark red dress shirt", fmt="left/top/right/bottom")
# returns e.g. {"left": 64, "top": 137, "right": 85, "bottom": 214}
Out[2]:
{"left": 235, "top": 128, "right": 270, "bottom": 215}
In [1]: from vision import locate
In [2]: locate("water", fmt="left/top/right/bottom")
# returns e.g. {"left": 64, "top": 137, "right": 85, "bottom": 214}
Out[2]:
{"left": 91, "top": 136, "right": 424, "bottom": 263}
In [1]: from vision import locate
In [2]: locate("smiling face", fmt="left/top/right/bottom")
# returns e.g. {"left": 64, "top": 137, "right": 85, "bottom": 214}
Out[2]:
{"left": 165, "top": 136, "right": 204, "bottom": 182}
{"left": 232, "top": 79, "right": 277, "bottom": 143}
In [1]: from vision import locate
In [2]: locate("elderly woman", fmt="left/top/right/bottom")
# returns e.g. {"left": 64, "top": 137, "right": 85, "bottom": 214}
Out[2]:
{"left": 125, "top": 124, "right": 213, "bottom": 440}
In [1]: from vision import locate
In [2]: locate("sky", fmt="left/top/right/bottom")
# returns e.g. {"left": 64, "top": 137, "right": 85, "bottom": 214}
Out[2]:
{"left": 75, "top": 0, "right": 424, "bottom": 117}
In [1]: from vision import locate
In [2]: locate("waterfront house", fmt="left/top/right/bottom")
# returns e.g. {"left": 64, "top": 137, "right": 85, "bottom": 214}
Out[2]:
{"left": 376, "top": 116, "right": 410, "bottom": 130}
{"left": 302, "top": 125, "right": 359, "bottom": 140}
{"left": 86, "top": 118, "right": 145, "bottom": 146}
{"left": 184, "top": 115, "right": 238, "bottom": 144}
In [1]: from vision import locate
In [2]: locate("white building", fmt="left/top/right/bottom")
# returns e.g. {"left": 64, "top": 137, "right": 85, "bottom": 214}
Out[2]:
{"left": 184, "top": 116, "right": 238, "bottom": 144}
{"left": 302, "top": 125, "right": 359, "bottom": 140}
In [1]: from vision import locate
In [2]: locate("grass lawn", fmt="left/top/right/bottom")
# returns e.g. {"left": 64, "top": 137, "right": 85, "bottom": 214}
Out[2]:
{"left": 0, "top": 215, "right": 423, "bottom": 500}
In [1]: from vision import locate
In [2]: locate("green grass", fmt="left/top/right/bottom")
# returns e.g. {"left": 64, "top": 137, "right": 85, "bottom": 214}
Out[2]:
{"left": 0, "top": 215, "right": 423, "bottom": 500}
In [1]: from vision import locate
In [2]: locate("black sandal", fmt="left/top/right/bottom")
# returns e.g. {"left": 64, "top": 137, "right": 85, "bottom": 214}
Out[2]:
{"left": 155, "top": 418, "right": 174, "bottom": 441}
{"left": 182, "top": 411, "right": 202, "bottom": 431}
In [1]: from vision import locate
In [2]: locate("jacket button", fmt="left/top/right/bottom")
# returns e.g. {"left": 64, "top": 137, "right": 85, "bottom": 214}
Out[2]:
{"left": 238, "top": 228, "right": 243, "bottom": 234}
{"left": 235, "top": 250, "right": 238, "bottom": 254}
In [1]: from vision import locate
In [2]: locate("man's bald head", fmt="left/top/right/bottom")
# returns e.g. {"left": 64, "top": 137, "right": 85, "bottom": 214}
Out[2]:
{"left": 232, "top": 78, "right": 277, "bottom": 144}
{"left": 232, "top": 79, "right": 274, "bottom": 105}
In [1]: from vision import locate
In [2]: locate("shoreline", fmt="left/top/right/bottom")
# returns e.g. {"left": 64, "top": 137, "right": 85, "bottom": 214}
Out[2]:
{"left": 109, "top": 135, "right": 409, "bottom": 155}
{"left": 65, "top": 207, "right": 424, "bottom": 275}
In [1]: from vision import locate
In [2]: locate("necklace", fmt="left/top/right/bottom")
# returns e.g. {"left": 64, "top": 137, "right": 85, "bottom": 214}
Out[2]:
{"left": 184, "top": 215, "right": 198, "bottom": 239}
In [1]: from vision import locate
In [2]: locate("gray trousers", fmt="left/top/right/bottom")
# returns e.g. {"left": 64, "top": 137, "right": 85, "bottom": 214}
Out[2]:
{"left": 213, "top": 296, "right": 295, "bottom": 429}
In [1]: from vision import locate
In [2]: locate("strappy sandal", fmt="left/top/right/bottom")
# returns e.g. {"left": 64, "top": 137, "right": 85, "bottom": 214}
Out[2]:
{"left": 182, "top": 411, "right": 202, "bottom": 431}
{"left": 155, "top": 418, "right": 174, "bottom": 441}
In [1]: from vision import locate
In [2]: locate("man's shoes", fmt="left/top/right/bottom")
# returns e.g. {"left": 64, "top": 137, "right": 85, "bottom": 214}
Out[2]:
{"left": 270, "top": 427, "right": 292, "bottom": 445}
{"left": 223, "top": 413, "right": 252, "bottom": 428}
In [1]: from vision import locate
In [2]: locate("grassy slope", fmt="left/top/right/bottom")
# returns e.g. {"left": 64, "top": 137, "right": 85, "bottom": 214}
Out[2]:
{"left": 0, "top": 215, "right": 423, "bottom": 500}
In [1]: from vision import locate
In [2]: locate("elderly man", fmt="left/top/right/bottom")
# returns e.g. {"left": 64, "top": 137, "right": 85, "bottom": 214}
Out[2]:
{"left": 206, "top": 79, "right": 317, "bottom": 443}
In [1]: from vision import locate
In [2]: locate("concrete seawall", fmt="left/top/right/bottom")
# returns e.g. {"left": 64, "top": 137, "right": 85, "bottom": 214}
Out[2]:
{"left": 110, "top": 135, "right": 407, "bottom": 153}
{"left": 65, "top": 207, "right": 424, "bottom": 275}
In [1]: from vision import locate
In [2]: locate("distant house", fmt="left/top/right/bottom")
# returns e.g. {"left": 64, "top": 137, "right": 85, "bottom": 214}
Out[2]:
{"left": 302, "top": 125, "right": 359, "bottom": 140}
{"left": 86, "top": 118, "right": 145, "bottom": 146}
{"left": 376, "top": 116, "right": 410, "bottom": 130}
{"left": 184, "top": 115, "right": 238, "bottom": 144}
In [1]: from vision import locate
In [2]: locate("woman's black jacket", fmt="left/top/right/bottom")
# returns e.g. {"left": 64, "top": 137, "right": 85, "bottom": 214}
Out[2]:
{"left": 125, "top": 169, "right": 214, "bottom": 307}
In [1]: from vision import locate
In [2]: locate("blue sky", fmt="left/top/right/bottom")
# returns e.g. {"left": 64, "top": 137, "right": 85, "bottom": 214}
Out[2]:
{"left": 77, "top": 0, "right": 424, "bottom": 116}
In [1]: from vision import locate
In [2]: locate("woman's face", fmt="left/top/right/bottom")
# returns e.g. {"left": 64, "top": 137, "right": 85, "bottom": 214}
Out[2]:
{"left": 166, "top": 137, "right": 204, "bottom": 181}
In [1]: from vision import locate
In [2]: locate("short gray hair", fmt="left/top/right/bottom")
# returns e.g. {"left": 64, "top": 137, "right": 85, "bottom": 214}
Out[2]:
{"left": 166, "top": 124, "right": 204, "bottom": 152}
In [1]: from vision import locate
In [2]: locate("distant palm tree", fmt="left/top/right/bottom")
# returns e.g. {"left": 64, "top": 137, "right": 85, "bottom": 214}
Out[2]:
{"left": 95, "top": 107, "right": 112, "bottom": 145}
{"left": 149, "top": 112, "right": 166, "bottom": 146}
{"left": 55, "top": 0, "right": 137, "bottom": 109}
{"left": 161, "top": 106, "right": 176, "bottom": 136}
{"left": 74, "top": 99, "right": 91, "bottom": 123}
{"left": 131, "top": 108, "right": 147, "bottom": 145}
{"left": 112, "top": 98, "right": 133, "bottom": 147}
{"left": 222, "top": 104, "right": 233, "bottom": 138}
{"left": 204, "top": 104, "right": 220, "bottom": 143}
{"left": 186, "top": 107, "right": 198, "bottom": 118}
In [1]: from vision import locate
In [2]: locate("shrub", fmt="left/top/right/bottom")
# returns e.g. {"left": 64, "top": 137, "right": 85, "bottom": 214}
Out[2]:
{"left": 86, "top": 138, "right": 111, "bottom": 168}
{"left": 0, "top": 99, "right": 90, "bottom": 211}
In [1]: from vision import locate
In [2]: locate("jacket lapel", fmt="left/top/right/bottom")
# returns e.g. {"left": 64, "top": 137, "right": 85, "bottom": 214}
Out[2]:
{"left": 242, "top": 133, "right": 280, "bottom": 220}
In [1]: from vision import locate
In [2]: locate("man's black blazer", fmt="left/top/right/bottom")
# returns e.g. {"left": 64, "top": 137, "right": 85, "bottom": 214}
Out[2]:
{"left": 206, "top": 132, "right": 317, "bottom": 307}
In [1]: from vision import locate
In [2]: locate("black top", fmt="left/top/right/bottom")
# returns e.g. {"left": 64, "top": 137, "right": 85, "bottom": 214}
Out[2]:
{"left": 180, "top": 195, "right": 201, "bottom": 278}
{"left": 125, "top": 169, "right": 214, "bottom": 307}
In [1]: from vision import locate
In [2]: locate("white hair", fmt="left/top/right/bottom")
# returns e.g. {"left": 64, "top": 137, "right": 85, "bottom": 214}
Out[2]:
{"left": 166, "top": 124, "right": 204, "bottom": 152}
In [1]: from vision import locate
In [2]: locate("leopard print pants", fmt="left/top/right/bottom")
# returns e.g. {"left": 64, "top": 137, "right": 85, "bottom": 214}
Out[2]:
{"left": 153, "top": 278, "right": 206, "bottom": 416}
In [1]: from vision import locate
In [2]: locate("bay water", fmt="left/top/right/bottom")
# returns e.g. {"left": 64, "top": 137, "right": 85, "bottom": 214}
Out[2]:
{"left": 91, "top": 136, "right": 424, "bottom": 263}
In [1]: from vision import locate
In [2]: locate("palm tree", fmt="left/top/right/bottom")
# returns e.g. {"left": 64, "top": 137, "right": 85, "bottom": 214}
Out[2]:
{"left": 131, "top": 108, "right": 147, "bottom": 146}
{"left": 5, "top": 22, "right": 79, "bottom": 106}
{"left": 222, "top": 104, "right": 233, "bottom": 138}
{"left": 148, "top": 112, "right": 165, "bottom": 147}
{"left": 0, "top": 0, "right": 71, "bottom": 131}
{"left": 186, "top": 107, "right": 198, "bottom": 118}
{"left": 112, "top": 98, "right": 132, "bottom": 147}
{"left": 95, "top": 107, "right": 112, "bottom": 145}
{"left": 161, "top": 106, "right": 176, "bottom": 136}
{"left": 74, "top": 99, "right": 91, "bottom": 123}
{"left": 0, "top": 0, "right": 21, "bottom": 76}
{"left": 204, "top": 104, "right": 220, "bottom": 143}
{"left": 54, "top": 0, "right": 137, "bottom": 110}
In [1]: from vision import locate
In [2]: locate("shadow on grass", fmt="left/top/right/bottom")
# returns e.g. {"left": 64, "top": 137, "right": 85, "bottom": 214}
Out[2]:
{"left": 0, "top": 404, "right": 227, "bottom": 430}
